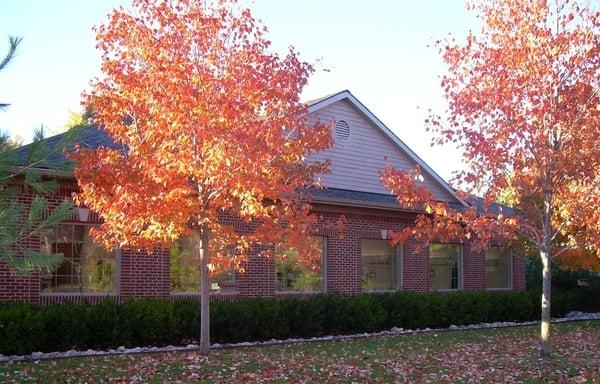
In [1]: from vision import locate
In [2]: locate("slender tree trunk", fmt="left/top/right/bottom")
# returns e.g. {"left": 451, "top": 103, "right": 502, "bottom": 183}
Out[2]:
{"left": 540, "top": 194, "right": 553, "bottom": 358}
{"left": 199, "top": 226, "right": 211, "bottom": 355}
{"left": 540, "top": 245, "right": 551, "bottom": 358}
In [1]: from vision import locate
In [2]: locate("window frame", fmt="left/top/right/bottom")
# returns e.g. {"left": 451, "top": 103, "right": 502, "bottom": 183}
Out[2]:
{"left": 40, "top": 223, "right": 120, "bottom": 297}
{"left": 274, "top": 236, "right": 327, "bottom": 294}
{"left": 360, "top": 239, "right": 402, "bottom": 293}
{"left": 169, "top": 237, "right": 238, "bottom": 295}
{"left": 484, "top": 247, "right": 513, "bottom": 291}
{"left": 428, "top": 243, "right": 463, "bottom": 292}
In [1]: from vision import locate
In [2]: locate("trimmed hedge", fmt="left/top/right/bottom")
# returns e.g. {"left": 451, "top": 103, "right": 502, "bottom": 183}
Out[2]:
{"left": 0, "top": 289, "right": 592, "bottom": 356}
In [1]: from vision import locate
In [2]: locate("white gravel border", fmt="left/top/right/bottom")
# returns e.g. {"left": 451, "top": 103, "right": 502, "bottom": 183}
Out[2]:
{"left": 2, "top": 311, "right": 599, "bottom": 363}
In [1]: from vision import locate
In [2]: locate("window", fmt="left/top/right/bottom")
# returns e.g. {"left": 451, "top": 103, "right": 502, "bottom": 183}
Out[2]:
{"left": 485, "top": 247, "right": 512, "bottom": 289}
{"left": 361, "top": 239, "right": 399, "bottom": 291}
{"left": 41, "top": 224, "right": 117, "bottom": 293}
{"left": 275, "top": 237, "right": 325, "bottom": 292}
{"left": 170, "top": 233, "right": 236, "bottom": 294}
{"left": 429, "top": 244, "right": 462, "bottom": 290}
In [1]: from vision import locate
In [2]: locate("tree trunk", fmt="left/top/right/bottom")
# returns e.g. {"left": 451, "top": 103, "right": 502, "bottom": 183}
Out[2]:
{"left": 199, "top": 226, "right": 211, "bottom": 355}
{"left": 540, "top": 246, "right": 551, "bottom": 358}
{"left": 540, "top": 193, "right": 553, "bottom": 358}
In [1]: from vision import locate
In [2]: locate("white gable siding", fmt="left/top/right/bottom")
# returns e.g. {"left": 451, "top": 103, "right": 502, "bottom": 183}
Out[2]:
{"left": 308, "top": 99, "right": 457, "bottom": 202}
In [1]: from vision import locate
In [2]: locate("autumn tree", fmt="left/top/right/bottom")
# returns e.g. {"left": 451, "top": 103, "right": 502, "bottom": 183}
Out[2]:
{"left": 73, "top": 0, "right": 332, "bottom": 354}
{"left": 381, "top": 0, "right": 599, "bottom": 358}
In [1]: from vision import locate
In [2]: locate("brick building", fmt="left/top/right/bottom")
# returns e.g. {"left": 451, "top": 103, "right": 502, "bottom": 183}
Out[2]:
{"left": 0, "top": 91, "right": 525, "bottom": 304}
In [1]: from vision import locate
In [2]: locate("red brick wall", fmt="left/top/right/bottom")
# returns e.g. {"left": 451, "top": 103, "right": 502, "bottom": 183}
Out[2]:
{"left": 0, "top": 264, "right": 40, "bottom": 303}
{"left": 512, "top": 253, "right": 527, "bottom": 291}
{"left": 120, "top": 248, "right": 171, "bottom": 299}
{"left": 0, "top": 190, "right": 527, "bottom": 304}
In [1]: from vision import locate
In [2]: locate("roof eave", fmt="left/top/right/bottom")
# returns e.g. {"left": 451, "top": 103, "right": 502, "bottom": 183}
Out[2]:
{"left": 310, "top": 194, "right": 423, "bottom": 213}
{"left": 11, "top": 166, "right": 75, "bottom": 179}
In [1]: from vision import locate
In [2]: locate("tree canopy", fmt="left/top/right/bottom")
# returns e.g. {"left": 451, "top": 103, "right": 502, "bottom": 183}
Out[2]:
{"left": 73, "top": 0, "right": 333, "bottom": 353}
{"left": 381, "top": 0, "right": 599, "bottom": 358}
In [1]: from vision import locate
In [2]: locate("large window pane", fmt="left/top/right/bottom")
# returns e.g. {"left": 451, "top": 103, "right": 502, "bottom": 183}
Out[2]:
{"left": 429, "top": 244, "right": 462, "bottom": 290}
{"left": 275, "top": 237, "right": 325, "bottom": 292}
{"left": 485, "top": 247, "right": 511, "bottom": 289}
{"left": 41, "top": 224, "right": 116, "bottom": 293}
{"left": 170, "top": 234, "right": 236, "bottom": 294}
{"left": 361, "top": 239, "right": 398, "bottom": 291}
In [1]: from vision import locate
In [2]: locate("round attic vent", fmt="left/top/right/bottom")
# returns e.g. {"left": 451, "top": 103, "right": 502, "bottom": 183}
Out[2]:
{"left": 334, "top": 120, "right": 350, "bottom": 142}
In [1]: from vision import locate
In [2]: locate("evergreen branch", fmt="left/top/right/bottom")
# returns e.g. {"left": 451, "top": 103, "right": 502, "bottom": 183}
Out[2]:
{"left": 0, "top": 36, "right": 22, "bottom": 71}
{"left": 5, "top": 250, "right": 64, "bottom": 276}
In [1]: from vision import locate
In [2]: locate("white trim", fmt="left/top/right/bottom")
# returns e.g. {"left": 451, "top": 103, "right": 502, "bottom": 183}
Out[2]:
{"left": 307, "top": 90, "right": 468, "bottom": 208}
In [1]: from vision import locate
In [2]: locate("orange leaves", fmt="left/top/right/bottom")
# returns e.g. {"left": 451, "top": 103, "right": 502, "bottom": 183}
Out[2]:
{"left": 382, "top": 163, "right": 520, "bottom": 254}
{"left": 416, "top": 0, "right": 600, "bottom": 261}
{"left": 380, "top": 165, "right": 433, "bottom": 211}
{"left": 73, "top": 0, "right": 332, "bottom": 267}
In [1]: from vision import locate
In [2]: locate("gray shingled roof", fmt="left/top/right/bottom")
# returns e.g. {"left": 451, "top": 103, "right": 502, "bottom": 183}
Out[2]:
{"left": 311, "top": 187, "right": 399, "bottom": 206}
{"left": 311, "top": 187, "right": 512, "bottom": 215}
{"left": 466, "top": 195, "right": 515, "bottom": 216}
{"left": 13, "top": 112, "right": 512, "bottom": 216}
{"left": 14, "top": 125, "right": 120, "bottom": 168}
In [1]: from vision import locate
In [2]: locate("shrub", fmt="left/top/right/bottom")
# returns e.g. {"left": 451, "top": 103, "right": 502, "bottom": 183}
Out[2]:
{"left": 0, "top": 289, "right": 595, "bottom": 356}
{"left": 172, "top": 299, "right": 199, "bottom": 343}
{"left": 0, "top": 302, "right": 44, "bottom": 355}
{"left": 119, "top": 299, "right": 177, "bottom": 346}
{"left": 527, "top": 256, "right": 600, "bottom": 314}
{"left": 87, "top": 300, "right": 122, "bottom": 349}
{"left": 41, "top": 303, "right": 91, "bottom": 351}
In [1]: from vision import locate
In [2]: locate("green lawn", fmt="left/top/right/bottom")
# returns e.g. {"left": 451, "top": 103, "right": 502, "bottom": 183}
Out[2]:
{"left": 1, "top": 320, "right": 599, "bottom": 383}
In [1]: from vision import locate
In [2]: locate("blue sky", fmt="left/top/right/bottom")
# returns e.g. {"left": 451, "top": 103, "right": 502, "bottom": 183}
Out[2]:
{"left": 0, "top": 0, "right": 478, "bottom": 180}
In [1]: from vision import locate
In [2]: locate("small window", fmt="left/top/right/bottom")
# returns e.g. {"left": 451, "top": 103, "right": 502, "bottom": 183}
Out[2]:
{"left": 485, "top": 247, "right": 511, "bottom": 289}
{"left": 429, "top": 244, "right": 462, "bottom": 290}
{"left": 41, "top": 224, "right": 117, "bottom": 293}
{"left": 361, "top": 239, "right": 399, "bottom": 291}
{"left": 170, "top": 233, "right": 236, "bottom": 294}
{"left": 275, "top": 237, "right": 325, "bottom": 292}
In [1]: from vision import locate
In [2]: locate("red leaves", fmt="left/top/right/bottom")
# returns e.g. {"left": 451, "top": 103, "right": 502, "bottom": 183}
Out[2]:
{"left": 3, "top": 321, "right": 599, "bottom": 382}
{"left": 415, "top": 0, "right": 600, "bottom": 261}
{"left": 72, "top": 0, "right": 333, "bottom": 270}
{"left": 381, "top": 163, "right": 519, "bottom": 253}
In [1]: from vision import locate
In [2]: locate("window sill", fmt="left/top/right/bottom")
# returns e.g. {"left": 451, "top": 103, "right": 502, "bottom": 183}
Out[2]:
{"left": 361, "top": 289, "right": 400, "bottom": 294}
{"left": 170, "top": 292, "right": 239, "bottom": 296}
{"left": 40, "top": 292, "right": 117, "bottom": 297}
{"left": 274, "top": 291, "right": 324, "bottom": 295}
{"left": 485, "top": 287, "right": 513, "bottom": 292}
